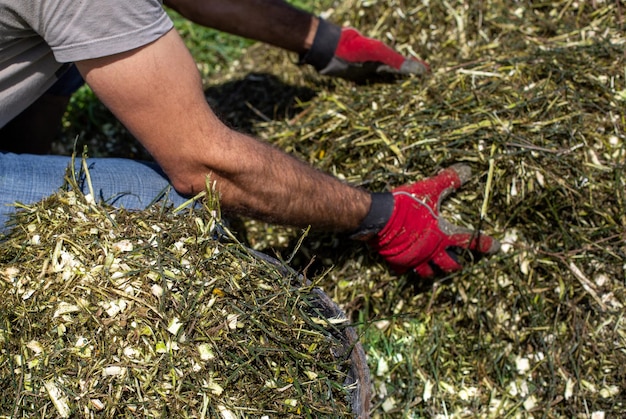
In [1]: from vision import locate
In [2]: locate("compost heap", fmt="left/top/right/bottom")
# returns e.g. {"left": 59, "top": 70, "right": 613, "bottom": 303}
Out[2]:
{"left": 202, "top": 0, "right": 626, "bottom": 417}
{"left": 0, "top": 173, "right": 367, "bottom": 417}
{"left": 5, "top": 0, "right": 626, "bottom": 417}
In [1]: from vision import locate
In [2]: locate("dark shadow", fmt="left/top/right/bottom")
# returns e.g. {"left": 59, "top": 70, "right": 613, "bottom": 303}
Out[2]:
{"left": 57, "top": 72, "right": 318, "bottom": 159}
{"left": 204, "top": 72, "right": 318, "bottom": 134}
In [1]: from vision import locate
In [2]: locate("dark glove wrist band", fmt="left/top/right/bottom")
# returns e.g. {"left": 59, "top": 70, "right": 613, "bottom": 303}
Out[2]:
{"left": 299, "top": 18, "right": 341, "bottom": 71}
{"left": 350, "top": 192, "right": 394, "bottom": 240}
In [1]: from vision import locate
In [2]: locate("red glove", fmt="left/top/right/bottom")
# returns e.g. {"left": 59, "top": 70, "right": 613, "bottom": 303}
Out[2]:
{"left": 301, "top": 18, "right": 430, "bottom": 82}
{"left": 369, "top": 165, "right": 500, "bottom": 277}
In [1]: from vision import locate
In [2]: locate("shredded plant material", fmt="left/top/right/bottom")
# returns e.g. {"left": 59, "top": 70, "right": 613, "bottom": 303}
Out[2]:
{"left": 199, "top": 0, "right": 626, "bottom": 417}
{"left": 0, "top": 173, "right": 369, "bottom": 418}
{"left": 6, "top": 0, "right": 626, "bottom": 417}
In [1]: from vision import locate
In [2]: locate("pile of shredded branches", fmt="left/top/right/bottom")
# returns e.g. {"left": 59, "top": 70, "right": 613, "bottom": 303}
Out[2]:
{"left": 0, "top": 171, "right": 371, "bottom": 418}
{"left": 7, "top": 0, "right": 625, "bottom": 417}
{"left": 201, "top": 0, "right": 626, "bottom": 417}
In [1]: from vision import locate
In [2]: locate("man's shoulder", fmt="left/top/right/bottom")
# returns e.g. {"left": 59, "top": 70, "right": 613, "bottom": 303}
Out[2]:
{"left": 50, "top": 0, "right": 173, "bottom": 63}
{"left": 0, "top": 0, "right": 172, "bottom": 63}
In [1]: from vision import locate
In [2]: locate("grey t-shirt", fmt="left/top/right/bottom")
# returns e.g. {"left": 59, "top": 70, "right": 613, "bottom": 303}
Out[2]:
{"left": 0, "top": 0, "right": 174, "bottom": 127}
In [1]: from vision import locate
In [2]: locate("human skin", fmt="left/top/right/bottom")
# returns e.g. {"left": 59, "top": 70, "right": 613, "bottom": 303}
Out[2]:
{"left": 164, "top": 0, "right": 319, "bottom": 53}
{"left": 0, "top": 1, "right": 317, "bottom": 155}
{"left": 75, "top": 29, "right": 371, "bottom": 231}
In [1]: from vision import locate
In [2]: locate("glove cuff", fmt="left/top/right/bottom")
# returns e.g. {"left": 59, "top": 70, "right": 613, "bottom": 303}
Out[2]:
{"left": 350, "top": 192, "right": 394, "bottom": 240}
{"left": 299, "top": 18, "right": 341, "bottom": 71}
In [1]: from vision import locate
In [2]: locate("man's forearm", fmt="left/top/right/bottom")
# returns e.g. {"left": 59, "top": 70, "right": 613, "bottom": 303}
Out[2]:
{"left": 158, "top": 113, "right": 372, "bottom": 231}
{"left": 164, "top": 0, "right": 318, "bottom": 53}
{"left": 198, "top": 129, "right": 372, "bottom": 231}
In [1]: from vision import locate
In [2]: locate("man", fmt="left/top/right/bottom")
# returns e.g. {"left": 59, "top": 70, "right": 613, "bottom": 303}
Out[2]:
{"left": 0, "top": 0, "right": 499, "bottom": 277}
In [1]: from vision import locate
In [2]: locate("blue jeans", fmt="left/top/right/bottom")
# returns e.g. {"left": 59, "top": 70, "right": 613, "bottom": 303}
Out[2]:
{"left": 0, "top": 153, "right": 193, "bottom": 229}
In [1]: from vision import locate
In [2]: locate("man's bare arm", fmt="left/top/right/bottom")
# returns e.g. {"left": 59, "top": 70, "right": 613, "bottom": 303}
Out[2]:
{"left": 164, "top": 0, "right": 318, "bottom": 53}
{"left": 162, "top": 0, "right": 429, "bottom": 82}
{"left": 74, "top": 29, "right": 370, "bottom": 231}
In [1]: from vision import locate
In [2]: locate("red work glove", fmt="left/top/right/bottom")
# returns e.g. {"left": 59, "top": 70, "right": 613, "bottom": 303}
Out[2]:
{"left": 300, "top": 18, "right": 430, "bottom": 82}
{"left": 369, "top": 165, "right": 500, "bottom": 277}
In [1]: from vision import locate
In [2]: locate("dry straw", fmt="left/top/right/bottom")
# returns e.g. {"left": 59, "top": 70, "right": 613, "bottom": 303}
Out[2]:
{"left": 2, "top": 0, "right": 625, "bottom": 417}
{"left": 0, "top": 169, "right": 370, "bottom": 417}
{"left": 206, "top": 0, "right": 625, "bottom": 416}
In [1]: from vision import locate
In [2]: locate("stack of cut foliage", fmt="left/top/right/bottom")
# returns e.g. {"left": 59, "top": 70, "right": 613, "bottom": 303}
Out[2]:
{"left": 0, "top": 171, "right": 371, "bottom": 418}
{"left": 5, "top": 0, "right": 625, "bottom": 417}
{"left": 203, "top": 0, "right": 625, "bottom": 417}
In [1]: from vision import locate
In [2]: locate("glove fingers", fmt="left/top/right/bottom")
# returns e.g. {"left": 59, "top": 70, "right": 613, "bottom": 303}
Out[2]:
{"left": 335, "top": 28, "right": 406, "bottom": 69}
{"left": 377, "top": 58, "right": 430, "bottom": 76}
{"left": 400, "top": 165, "right": 471, "bottom": 209}
{"left": 438, "top": 217, "right": 473, "bottom": 236}
{"left": 447, "top": 231, "right": 501, "bottom": 255}
{"left": 434, "top": 164, "right": 472, "bottom": 205}
{"left": 401, "top": 58, "right": 430, "bottom": 75}
{"left": 414, "top": 262, "right": 435, "bottom": 278}
{"left": 431, "top": 251, "right": 463, "bottom": 273}
{"left": 425, "top": 233, "right": 499, "bottom": 276}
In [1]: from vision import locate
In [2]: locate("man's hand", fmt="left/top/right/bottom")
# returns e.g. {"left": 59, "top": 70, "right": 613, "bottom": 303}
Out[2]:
{"left": 369, "top": 165, "right": 500, "bottom": 277}
{"left": 301, "top": 19, "right": 430, "bottom": 82}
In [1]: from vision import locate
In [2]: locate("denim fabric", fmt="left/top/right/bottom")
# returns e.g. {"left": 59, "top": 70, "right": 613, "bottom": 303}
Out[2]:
{"left": 0, "top": 152, "right": 193, "bottom": 229}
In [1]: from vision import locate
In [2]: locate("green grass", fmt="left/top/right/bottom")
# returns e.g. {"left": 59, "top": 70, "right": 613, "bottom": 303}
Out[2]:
{"left": 167, "top": 9, "right": 253, "bottom": 78}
